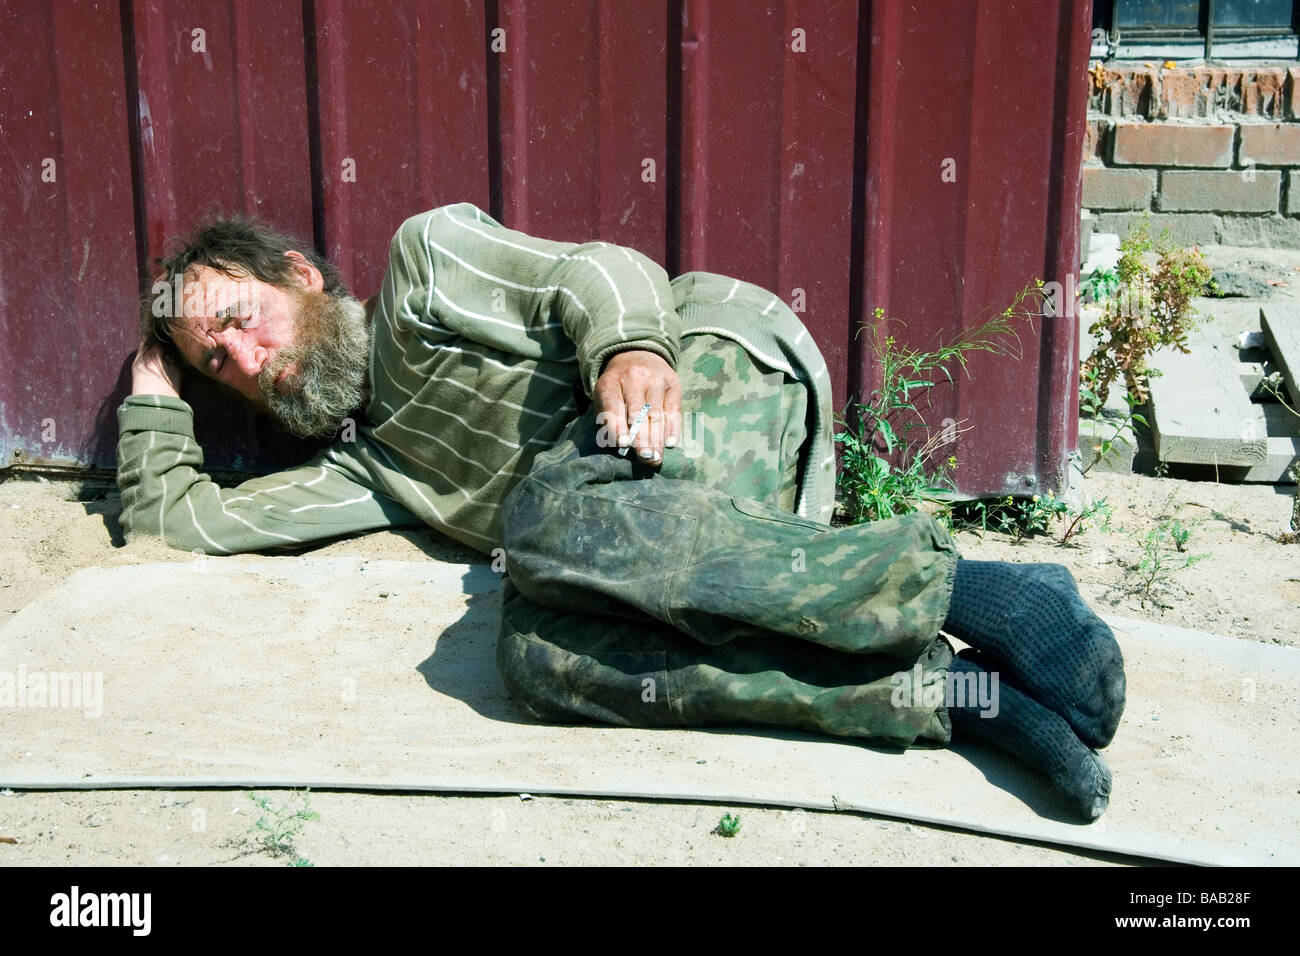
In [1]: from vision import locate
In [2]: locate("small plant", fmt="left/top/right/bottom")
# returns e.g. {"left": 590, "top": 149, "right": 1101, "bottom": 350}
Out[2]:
{"left": 1079, "top": 383, "right": 1148, "bottom": 478}
{"left": 240, "top": 789, "right": 320, "bottom": 864}
{"left": 1080, "top": 216, "right": 1212, "bottom": 410}
{"left": 1078, "top": 364, "right": 1107, "bottom": 419}
{"left": 1057, "top": 495, "right": 1112, "bottom": 545}
{"left": 1119, "top": 499, "right": 1210, "bottom": 607}
{"left": 714, "top": 813, "right": 742, "bottom": 838}
{"left": 949, "top": 494, "right": 1061, "bottom": 540}
{"left": 948, "top": 491, "right": 1110, "bottom": 545}
{"left": 1080, "top": 265, "right": 1120, "bottom": 304}
{"left": 836, "top": 284, "right": 1045, "bottom": 524}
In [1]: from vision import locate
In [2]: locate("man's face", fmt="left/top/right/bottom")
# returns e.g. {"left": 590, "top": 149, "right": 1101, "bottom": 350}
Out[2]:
{"left": 171, "top": 253, "right": 370, "bottom": 438}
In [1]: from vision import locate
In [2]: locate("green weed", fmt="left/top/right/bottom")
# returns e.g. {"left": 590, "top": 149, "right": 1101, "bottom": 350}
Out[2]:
{"left": 1080, "top": 215, "right": 1212, "bottom": 410}
{"left": 947, "top": 492, "right": 1111, "bottom": 545}
{"left": 714, "top": 813, "right": 742, "bottom": 838}
{"left": 1079, "top": 375, "right": 1148, "bottom": 478}
{"left": 1080, "top": 265, "right": 1120, "bottom": 303}
{"left": 240, "top": 789, "right": 320, "bottom": 865}
{"left": 835, "top": 284, "right": 1045, "bottom": 525}
{"left": 1119, "top": 498, "right": 1210, "bottom": 606}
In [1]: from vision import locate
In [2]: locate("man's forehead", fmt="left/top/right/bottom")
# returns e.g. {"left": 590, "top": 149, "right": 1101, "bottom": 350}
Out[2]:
{"left": 179, "top": 265, "right": 263, "bottom": 320}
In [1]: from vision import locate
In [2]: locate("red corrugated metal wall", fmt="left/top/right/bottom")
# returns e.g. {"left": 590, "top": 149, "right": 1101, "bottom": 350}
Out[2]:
{"left": 0, "top": 0, "right": 1089, "bottom": 496}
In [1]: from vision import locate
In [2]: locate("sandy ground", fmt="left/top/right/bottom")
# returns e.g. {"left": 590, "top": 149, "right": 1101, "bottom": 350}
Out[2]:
{"left": 1, "top": 457, "right": 1293, "bottom": 867}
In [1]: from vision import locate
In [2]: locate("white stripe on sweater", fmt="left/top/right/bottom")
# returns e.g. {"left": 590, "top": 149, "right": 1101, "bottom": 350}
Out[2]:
{"left": 289, "top": 491, "right": 374, "bottom": 514}
{"left": 442, "top": 207, "right": 630, "bottom": 335}
{"left": 187, "top": 492, "right": 231, "bottom": 554}
{"left": 423, "top": 230, "right": 592, "bottom": 319}
{"left": 367, "top": 442, "right": 497, "bottom": 551}
{"left": 432, "top": 284, "right": 564, "bottom": 333}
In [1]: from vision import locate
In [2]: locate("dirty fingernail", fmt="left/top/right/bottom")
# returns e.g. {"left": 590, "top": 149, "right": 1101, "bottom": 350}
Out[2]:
{"left": 665, "top": 436, "right": 678, "bottom": 448}
{"left": 638, "top": 448, "right": 654, "bottom": 459}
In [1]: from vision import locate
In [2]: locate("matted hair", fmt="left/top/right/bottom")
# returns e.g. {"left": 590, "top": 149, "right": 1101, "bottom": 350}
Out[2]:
{"left": 139, "top": 213, "right": 348, "bottom": 362}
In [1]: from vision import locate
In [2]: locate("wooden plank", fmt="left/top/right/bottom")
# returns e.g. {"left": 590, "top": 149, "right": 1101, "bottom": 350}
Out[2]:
{"left": 1261, "top": 305, "right": 1300, "bottom": 409}
{"left": 1147, "top": 324, "right": 1268, "bottom": 467}
{"left": 1242, "top": 403, "right": 1300, "bottom": 483}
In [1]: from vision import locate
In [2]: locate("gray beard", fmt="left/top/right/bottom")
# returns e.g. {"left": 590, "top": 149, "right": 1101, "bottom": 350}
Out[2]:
{"left": 258, "top": 294, "right": 370, "bottom": 439}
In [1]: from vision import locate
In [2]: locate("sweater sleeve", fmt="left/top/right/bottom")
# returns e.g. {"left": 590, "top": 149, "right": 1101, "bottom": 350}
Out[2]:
{"left": 116, "top": 394, "right": 419, "bottom": 554}
{"left": 387, "top": 203, "right": 681, "bottom": 397}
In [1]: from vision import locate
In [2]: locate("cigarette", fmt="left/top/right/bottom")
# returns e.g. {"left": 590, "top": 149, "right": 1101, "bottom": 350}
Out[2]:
{"left": 618, "top": 403, "right": 652, "bottom": 457}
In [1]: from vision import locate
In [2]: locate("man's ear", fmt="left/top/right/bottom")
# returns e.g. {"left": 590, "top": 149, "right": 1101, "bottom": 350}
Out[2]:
{"left": 284, "top": 250, "right": 325, "bottom": 293}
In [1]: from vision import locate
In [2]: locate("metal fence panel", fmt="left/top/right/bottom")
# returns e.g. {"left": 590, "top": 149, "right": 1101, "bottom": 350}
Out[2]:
{"left": 0, "top": 0, "right": 1090, "bottom": 499}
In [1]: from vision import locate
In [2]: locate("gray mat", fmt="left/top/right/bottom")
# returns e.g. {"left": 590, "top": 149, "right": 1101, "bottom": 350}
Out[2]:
{"left": 2, "top": 558, "right": 1297, "bottom": 865}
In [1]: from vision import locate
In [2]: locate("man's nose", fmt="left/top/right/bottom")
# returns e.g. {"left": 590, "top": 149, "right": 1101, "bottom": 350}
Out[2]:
{"left": 213, "top": 330, "right": 268, "bottom": 379}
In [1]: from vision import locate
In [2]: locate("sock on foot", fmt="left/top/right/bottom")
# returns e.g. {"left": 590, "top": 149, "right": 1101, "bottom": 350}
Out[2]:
{"left": 949, "top": 650, "right": 1112, "bottom": 822}
{"left": 942, "top": 559, "right": 1125, "bottom": 749}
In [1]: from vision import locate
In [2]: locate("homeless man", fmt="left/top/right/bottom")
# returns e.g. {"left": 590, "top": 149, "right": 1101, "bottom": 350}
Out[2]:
{"left": 118, "top": 202, "right": 1125, "bottom": 820}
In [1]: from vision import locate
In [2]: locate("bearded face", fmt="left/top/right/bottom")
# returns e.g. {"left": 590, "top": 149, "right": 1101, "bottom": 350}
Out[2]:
{"left": 169, "top": 257, "right": 372, "bottom": 440}
{"left": 256, "top": 291, "right": 370, "bottom": 439}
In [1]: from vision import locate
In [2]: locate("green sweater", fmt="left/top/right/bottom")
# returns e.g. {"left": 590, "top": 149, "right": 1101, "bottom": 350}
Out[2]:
{"left": 117, "top": 203, "right": 835, "bottom": 555}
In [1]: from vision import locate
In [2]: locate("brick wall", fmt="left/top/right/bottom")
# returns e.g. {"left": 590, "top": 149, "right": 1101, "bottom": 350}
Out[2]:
{"left": 1083, "top": 65, "right": 1300, "bottom": 248}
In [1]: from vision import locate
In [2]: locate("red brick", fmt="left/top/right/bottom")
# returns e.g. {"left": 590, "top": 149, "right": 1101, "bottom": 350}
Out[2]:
{"left": 1239, "top": 124, "right": 1300, "bottom": 166}
{"left": 1112, "top": 123, "right": 1235, "bottom": 167}
{"left": 1158, "top": 170, "right": 1281, "bottom": 213}
{"left": 1099, "top": 66, "right": 1289, "bottom": 119}
{"left": 1289, "top": 68, "right": 1300, "bottom": 122}
{"left": 1289, "top": 171, "right": 1300, "bottom": 217}
{"left": 1082, "top": 167, "right": 1156, "bottom": 210}
{"left": 1159, "top": 71, "right": 1203, "bottom": 119}
{"left": 1102, "top": 69, "right": 1158, "bottom": 118}
{"left": 1082, "top": 120, "right": 1108, "bottom": 164}
{"left": 1243, "top": 70, "right": 1286, "bottom": 118}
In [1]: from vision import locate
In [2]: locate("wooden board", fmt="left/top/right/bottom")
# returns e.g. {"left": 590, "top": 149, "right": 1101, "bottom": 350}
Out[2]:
{"left": 1147, "top": 325, "right": 1268, "bottom": 467}
{"left": 1261, "top": 305, "right": 1300, "bottom": 410}
{"left": 1243, "top": 403, "right": 1300, "bottom": 483}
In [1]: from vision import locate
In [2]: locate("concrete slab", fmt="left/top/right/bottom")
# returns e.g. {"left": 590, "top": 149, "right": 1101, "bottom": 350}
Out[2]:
{"left": 3, "top": 558, "right": 1298, "bottom": 865}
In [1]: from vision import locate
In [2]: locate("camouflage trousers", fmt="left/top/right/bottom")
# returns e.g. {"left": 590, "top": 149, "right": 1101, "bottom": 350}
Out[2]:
{"left": 497, "top": 333, "right": 959, "bottom": 747}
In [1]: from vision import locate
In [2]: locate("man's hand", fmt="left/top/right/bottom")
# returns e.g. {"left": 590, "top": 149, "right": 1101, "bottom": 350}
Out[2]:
{"left": 131, "top": 340, "right": 183, "bottom": 399}
{"left": 594, "top": 350, "right": 681, "bottom": 466}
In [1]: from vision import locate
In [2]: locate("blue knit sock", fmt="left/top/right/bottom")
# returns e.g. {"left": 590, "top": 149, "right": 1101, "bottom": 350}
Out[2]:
{"left": 942, "top": 560, "right": 1125, "bottom": 749}
{"left": 949, "top": 650, "right": 1112, "bottom": 821}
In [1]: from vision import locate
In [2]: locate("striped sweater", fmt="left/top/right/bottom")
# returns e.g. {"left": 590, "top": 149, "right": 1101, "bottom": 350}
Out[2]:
{"left": 116, "top": 202, "right": 836, "bottom": 556}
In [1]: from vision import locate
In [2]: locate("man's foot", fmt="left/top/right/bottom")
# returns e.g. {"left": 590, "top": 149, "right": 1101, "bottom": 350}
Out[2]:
{"left": 949, "top": 650, "right": 1112, "bottom": 821}
{"left": 942, "top": 560, "right": 1125, "bottom": 749}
